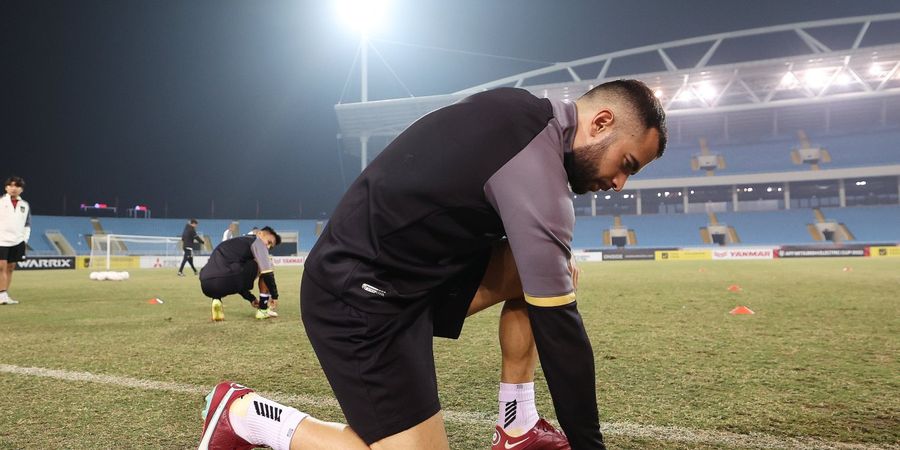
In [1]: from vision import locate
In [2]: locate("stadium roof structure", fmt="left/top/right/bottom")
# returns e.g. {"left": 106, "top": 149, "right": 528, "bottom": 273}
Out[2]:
{"left": 335, "top": 13, "right": 900, "bottom": 169}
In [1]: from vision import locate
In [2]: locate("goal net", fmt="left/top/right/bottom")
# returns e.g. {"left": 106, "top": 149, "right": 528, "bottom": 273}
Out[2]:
{"left": 89, "top": 234, "right": 182, "bottom": 270}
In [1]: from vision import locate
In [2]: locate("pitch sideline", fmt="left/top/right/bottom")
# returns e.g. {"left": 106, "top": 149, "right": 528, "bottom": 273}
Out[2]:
{"left": 1, "top": 364, "right": 895, "bottom": 450}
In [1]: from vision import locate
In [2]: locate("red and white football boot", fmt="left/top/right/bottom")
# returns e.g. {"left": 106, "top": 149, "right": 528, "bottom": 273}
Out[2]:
{"left": 491, "top": 418, "right": 571, "bottom": 450}
{"left": 198, "top": 381, "right": 257, "bottom": 450}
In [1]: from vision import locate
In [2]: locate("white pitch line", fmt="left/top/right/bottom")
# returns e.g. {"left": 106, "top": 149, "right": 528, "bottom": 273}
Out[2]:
{"left": 1, "top": 364, "right": 896, "bottom": 450}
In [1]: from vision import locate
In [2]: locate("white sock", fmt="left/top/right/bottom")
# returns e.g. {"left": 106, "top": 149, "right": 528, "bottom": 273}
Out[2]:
{"left": 229, "top": 393, "right": 308, "bottom": 450}
{"left": 0, "top": 291, "right": 7, "bottom": 300}
{"left": 498, "top": 382, "right": 539, "bottom": 436}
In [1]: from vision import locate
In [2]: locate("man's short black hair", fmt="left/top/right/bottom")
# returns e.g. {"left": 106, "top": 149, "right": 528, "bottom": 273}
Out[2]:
{"left": 579, "top": 79, "right": 668, "bottom": 157}
{"left": 189, "top": 218, "right": 198, "bottom": 224}
{"left": 261, "top": 226, "right": 282, "bottom": 246}
{"left": 4, "top": 176, "right": 25, "bottom": 188}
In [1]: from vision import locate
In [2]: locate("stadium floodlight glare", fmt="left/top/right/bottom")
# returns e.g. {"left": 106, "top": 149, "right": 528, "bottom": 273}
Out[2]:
{"left": 804, "top": 68, "right": 829, "bottom": 89}
{"left": 780, "top": 72, "right": 800, "bottom": 88}
{"left": 869, "top": 63, "right": 883, "bottom": 76}
{"left": 653, "top": 89, "right": 663, "bottom": 98}
{"left": 835, "top": 72, "right": 853, "bottom": 85}
{"left": 696, "top": 82, "right": 717, "bottom": 101}
{"left": 336, "top": 0, "right": 390, "bottom": 105}
{"left": 676, "top": 89, "right": 694, "bottom": 101}
{"left": 335, "top": 0, "right": 389, "bottom": 35}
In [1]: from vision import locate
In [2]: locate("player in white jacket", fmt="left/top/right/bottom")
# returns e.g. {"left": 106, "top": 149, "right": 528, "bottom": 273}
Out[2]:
{"left": 0, "top": 176, "right": 31, "bottom": 305}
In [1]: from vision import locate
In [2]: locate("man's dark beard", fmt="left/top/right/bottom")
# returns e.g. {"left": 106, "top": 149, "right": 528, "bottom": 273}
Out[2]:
{"left": 567, "top": 133, "right": 614, "bottom": 195}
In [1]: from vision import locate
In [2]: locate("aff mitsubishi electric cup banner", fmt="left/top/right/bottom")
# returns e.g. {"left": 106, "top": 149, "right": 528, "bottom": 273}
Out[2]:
{"left": 711, "top": 248, "right": 776, "bottom": 260}
{"left": 776, "top": 245, "right": 868, "bottom": 258}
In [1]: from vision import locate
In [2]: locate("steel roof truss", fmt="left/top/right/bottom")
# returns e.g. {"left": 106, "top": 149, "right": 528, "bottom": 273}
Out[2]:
{"left": 795, "top": 28, "right": 832, "bottom": 54}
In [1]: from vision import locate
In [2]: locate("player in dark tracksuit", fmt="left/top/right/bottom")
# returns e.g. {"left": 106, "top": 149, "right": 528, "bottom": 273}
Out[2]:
{"left": 178, "top": 219, "right": 204, "bottom": 276}
{"left": 198, "top": 81, "right": 666, "bottom": 450}
{"left": 199, "top": 227, "right": 282, "bottom": 321}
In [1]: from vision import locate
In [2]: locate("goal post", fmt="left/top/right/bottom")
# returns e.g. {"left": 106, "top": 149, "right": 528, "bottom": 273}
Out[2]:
{"left": 89, "top": 234, "right": 183, "bottom": 270}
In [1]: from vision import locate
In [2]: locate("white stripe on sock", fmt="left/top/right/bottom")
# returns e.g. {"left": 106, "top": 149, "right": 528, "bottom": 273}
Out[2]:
{"left": 498, "top": 382, "right": 539, "bottom": 436}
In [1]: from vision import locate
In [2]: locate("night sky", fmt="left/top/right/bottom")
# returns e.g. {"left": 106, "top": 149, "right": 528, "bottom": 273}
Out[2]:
{"left": 4, "top": 0, "right": 899, "bottom": 219}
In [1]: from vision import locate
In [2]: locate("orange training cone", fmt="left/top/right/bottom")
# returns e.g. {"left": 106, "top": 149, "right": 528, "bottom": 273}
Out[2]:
{"left": 727, "top": 284, "right": 742, "bottom": 292}
{"left": 730, "top": 306, "right": 754, "bottom": 315}
{"left": 147, "top": 298, "right": 164, "bottom": 304}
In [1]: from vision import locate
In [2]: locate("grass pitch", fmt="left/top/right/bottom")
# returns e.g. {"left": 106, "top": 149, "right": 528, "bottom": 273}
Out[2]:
{"left": 0, "top": 258, "right": 897, "bottom": 449}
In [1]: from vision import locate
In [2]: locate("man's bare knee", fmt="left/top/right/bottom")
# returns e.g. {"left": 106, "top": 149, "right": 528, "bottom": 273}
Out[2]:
{"left": 292, "top": 417, "right": 371, "bottom": 450}
{"left": 294, "top": 411, "right": 448, "bottom": 450}
{"left": 369, "top": 412, "right": 449, "bottom": 450}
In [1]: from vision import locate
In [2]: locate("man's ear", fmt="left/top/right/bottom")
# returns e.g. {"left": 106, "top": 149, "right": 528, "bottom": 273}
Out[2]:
{"left": 591, "top": 109, "right": 614, "bottom": 136}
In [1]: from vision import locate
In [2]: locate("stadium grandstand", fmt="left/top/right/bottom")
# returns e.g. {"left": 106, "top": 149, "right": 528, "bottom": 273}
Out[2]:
{"left": 334, "top": 13, "right": 900, "bottom": 253}
{"left": 22, "top": 13, "right": 900, "bottom": 260}
{"left": 26, "top": 216, "right": 322, "bottom": 256}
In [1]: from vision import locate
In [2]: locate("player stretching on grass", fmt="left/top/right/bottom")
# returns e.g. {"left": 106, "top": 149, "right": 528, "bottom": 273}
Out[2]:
{"left": 198, "top": 79, "right": 667, "bottom": 450}
{"left": 199, "top": 226, "right": 282, "bottom": 321}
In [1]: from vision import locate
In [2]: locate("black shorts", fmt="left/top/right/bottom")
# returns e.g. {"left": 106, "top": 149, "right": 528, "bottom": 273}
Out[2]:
{"left": 0, "top": 242, "right": 26, "bottom": 263}
{"left": 199, "top": 262, "right": 256, "bottom": 299}
{"left": 301, "top": 274, "right": 441, "bottom": 444}
{"left": 299, "top": 257, "right": 489, "bottom": 444}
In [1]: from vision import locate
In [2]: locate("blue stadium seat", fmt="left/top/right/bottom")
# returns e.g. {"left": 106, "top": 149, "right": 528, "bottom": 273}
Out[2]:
{"left": 634, "top": 127, "right": 900, "bottom": 179}
{"left": 29, "top": 216, "right": 94, "bottom": 255}
{"left": 29, "top": 216, "right": 324, "bottom": 254}
{"left": 817, "top": 129, "right": 900, "bottom": 169}
{"left": 572, "top": 216, "right": 616, "bottom": 249}
{"left": 714, "top": 209, "right": 817, "bottom": 245}
{"left": 616, "top": 213, "right": 709, "bottom": 247}
{"left": 820, "top": 205, "right": 900, "bottom": 243}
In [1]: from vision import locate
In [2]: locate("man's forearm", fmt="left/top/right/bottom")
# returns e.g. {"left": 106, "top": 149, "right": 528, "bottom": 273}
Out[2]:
{"left": 528, "top": 302, "right": 605, "bottom": 450}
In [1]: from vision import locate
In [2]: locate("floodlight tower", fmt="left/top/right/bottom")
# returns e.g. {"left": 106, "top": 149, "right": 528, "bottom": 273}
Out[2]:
{"left": 336, "top": 0, "right": 388, "bottom": 171}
